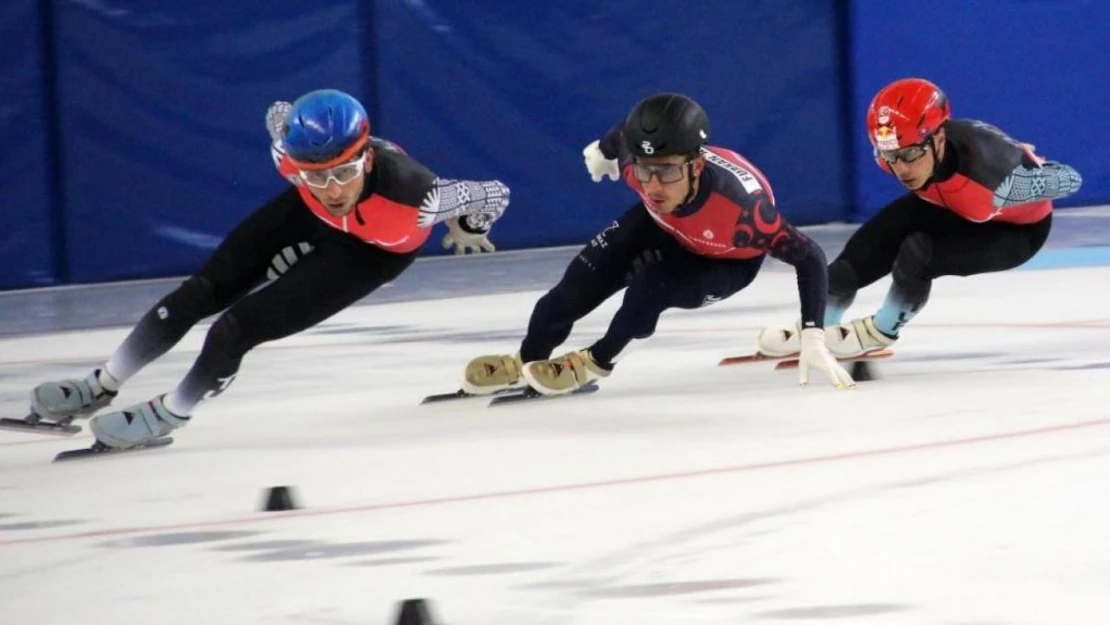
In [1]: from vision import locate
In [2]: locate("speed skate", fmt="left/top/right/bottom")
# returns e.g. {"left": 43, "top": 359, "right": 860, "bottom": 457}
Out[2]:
{"left": 421, "top": 382, "right": 600, "bottom": 407}
{"left": 0, "top": 413, "right": 82, "bottom": 436}
{"left": 0, "top": 415, "right": 174, "bottom": 462}
{"left": 718, "top": 349, "right": 895, "bottom": 369}
{"left": 53, "top": 437, "right": 175, "bottom": 463}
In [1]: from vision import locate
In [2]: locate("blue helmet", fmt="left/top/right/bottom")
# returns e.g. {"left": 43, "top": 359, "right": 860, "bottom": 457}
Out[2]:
{"left": 282, "top": 89, "right": 370, "bottom": 167}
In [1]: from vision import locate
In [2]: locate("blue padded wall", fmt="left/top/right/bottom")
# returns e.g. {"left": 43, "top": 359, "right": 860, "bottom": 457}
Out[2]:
{"left": 847, "top": 1, "right": 1108, "bottom": 221}
{"left": 51, "top": 1, "right": 373, "bottom": 282}
{"left": 3, "top": 1, "right": 1105, "bottom": 289}
{"left": 374, "top": 1, "right": 851, "bottom": 252}
{"left": 0, "top": 0, "right": 57, "bottom": 289}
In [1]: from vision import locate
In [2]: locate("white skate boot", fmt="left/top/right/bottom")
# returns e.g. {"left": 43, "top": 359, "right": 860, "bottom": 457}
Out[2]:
{"left": 826, "top": 316, "right": 897, "bottom": 358}
{"left": 462, "top": 353, "right": 525, "bottom": 395}
{"left": 30, "top": 369, "right": 118, "bottom": 420}
{"left": 756, "top": 321, "right": 802, "bottom": 357}
{"left": 89, "top": 395, "right": 190, "bottom": 449}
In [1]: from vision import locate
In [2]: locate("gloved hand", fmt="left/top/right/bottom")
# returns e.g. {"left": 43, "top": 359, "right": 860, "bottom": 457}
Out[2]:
{"left": 798, "top": 327, "right": 856, "bottom": 389}
{"left": 442, "top": 217, "right": 495, "bottom": 255}
{"left": 582, "top": 139, "right": 620, "bottom": 182}
{"left": 265, "top": 101, "right": 293, "bottom": 145}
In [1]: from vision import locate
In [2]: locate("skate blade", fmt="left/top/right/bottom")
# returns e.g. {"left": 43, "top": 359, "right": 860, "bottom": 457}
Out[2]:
{"left": 773, "top": 349, "right": 894, "bottom": 370}
{"left": 0, "top": 415, "right": 82, "bottom": 436}
{"left": 420, "top": 386, "right": 523, "bottom": 404}
{"left": 718, "top": 351, "right": 791, "bottom": 367}
{"left": 487, "top": 381, "right": 600, "bottom": 407}
{"left": 53, "top": 437, "right": 174, "bottom": 463}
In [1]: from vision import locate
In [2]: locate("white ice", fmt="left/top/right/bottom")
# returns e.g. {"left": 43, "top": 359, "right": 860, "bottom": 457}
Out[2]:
{"left": 2, "top": 261, "right": 1109, "bottom": 625}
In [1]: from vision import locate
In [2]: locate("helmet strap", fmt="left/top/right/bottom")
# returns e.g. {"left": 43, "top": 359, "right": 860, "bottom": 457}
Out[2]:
{"left": 918, "top": 134, "right": 942, "bottom": 188}
{"left": 683, "top": 164, "right": 696, "bottom": 204}
{"left": 682, "top": 157, "right": 699, "bottom": 205}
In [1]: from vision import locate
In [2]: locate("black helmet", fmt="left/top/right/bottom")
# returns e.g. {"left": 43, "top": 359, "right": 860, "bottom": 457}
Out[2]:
{"left": 623, "top": 93, "right": 710, "bottom": 158}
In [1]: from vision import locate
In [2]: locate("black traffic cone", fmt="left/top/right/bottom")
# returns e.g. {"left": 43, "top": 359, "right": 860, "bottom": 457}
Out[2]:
{"left": 394, "top": 598, "right": 438, "bottom": 625}
{"left": 261, "top": 486, "right": 299, "bottom": 512}
{"left": 851, "top": 360, "right": 879, "bottom": 382}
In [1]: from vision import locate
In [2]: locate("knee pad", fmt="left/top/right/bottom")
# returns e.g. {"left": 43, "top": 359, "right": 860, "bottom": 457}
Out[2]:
{"left": 892, "top": 233, "right": 934, "bottom": 283}
{"left": 827, "top": 259, "right": 859, "bottom": 299}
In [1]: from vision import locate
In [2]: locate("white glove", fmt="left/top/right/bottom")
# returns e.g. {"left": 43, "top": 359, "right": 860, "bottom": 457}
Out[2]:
{"left": 442, "top": 218, "right": 495, "bottom": 255}
{"left": 265, "top": 101, "right": 293, "bottom": 145}
{"left": 583, "top": 140, "right": 620, "bottom": 182}
{"left": 798, "top": 327, "right": 856, "bottom": 389}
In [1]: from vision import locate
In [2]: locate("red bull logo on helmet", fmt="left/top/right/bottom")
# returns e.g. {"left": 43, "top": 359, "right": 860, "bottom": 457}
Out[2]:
{"left": 874, "top": 124, "right": 900, "bottom": 151}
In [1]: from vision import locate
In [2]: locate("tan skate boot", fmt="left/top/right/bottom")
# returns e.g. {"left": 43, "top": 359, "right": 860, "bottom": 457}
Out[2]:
{"left": 462, "top": 353, "right": 525, "bottom": 395}
{"left": 520, "top": 349, "right": 611, "bottom": 396}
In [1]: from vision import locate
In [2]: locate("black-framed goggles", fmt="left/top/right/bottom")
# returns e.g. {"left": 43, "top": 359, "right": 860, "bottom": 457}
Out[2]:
{"left": 632, "top": 159, "right": 695, "bottom": 184}
{"left": 878, "top": 142, "right": 930, "bottom": 165}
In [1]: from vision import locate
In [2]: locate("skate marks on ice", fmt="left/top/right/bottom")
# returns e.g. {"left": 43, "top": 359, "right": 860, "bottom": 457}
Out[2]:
{"left": 753, "top": 604, "right": 911, "bottom": 619}
{"left": 576, "top": 578, "right": 781, "bottom": 598}
{"left": 893, "top": 350, "right": 1005, "bottom": 363}
{"left": 303, "top": 322, "right": 526, "bottom": 347}
{"left": 879, "top": 444, "right": 1110, "bottom": 491}
{"left": 227, "top": 538, "right": 448, "bottom": 563}
{"left": 5, "top": 412, "right": 1110, "bottom": 551}
{"left": 507, "top": 493, "right": 851, "bottom": 607}
{"left": 5, "top": 426, "right": 1109, "bottom": 623}
{"left": 96, "top": 530, "right": 262, "bottom": 548}
{"left": 346, "top": 555, "right": 444, "bottom": 567}
{"left": 98, "top": 531, "right": 572, "bottom": 577}
{"left": 423, "top": 562, "right": 564, "bottom": 576}
{"left": 97, "top": 532, "right": 452, "bottom": 565}
{"left": 0, "top": 517, "right": 89, "bottom": 532}
{"left": 506, "top": 443, "right": 1110, "bottom": 617}
{"left": 1053, "top": 361, "right": 1110, "bottom": 371}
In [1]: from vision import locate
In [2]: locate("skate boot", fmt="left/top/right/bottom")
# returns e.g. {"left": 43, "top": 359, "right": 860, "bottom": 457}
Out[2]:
{"left": 521, "top": 349, "right": 611, "bottom": 396}
{"left": 756, "top": 321, "right": 802, "bottom": 357}
{"left": 30, "top": 369, "right": 118, "bottom": 421}
{"left": 826, "top": 315, "right": 897, "bottom": 358}
{"left": 89, "top": 395, "right": 190, "bottom": 449}
{"left": 462, "top": 353, "right": 525, "bottom": 395}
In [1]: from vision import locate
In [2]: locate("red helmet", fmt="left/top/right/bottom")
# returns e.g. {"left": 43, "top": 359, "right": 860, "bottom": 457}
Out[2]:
{"left": 866, "top": 78, "right": 951, "bottom": 152}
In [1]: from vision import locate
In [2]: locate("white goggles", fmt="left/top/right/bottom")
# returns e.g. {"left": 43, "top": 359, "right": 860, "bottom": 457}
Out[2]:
{"left": 298, "top": 153, "right": 367, "bottom": 188}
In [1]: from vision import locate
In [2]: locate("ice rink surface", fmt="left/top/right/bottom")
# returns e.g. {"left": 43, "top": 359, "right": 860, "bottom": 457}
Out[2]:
{"left": 2, "top": 207, "right": 1110, "bottom": 625}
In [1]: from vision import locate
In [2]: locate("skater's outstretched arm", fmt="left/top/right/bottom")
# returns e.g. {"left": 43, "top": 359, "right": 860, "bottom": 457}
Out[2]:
{"left": 939, "top": 120, "right": 1084, "bottom": 217}
{"left": 991, "top": 158, "right": 1083, "bottom": 208}
{"left": 416, "top": 177, "right": 511, "bottom": 230}
{"left": 268, "top": 99, "right": 511, "bottom": 254}
{"left": 735, "top": 191, "right": 828, "bottom": 329}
